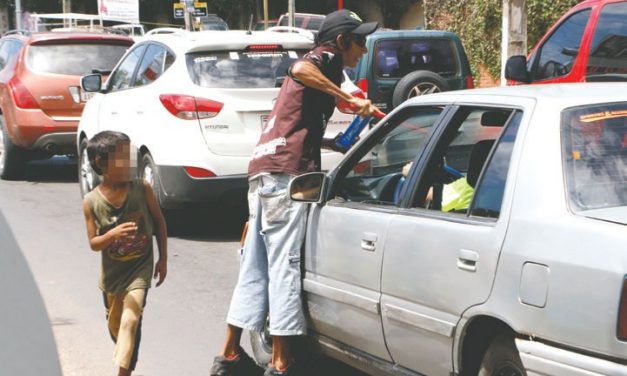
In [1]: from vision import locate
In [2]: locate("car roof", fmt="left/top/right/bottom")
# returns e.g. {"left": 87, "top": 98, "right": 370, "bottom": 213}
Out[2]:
{"left": 406, "top": 83, "right": 627, "bottom": 107}
{"left": 144, "top": 30, "right": 314, "bottom": 53}
{"left": 369, "top": 29, "right": 460, "bottom": 40}
{"left": 2, "top": 31, "right": 134, "bottom": 44}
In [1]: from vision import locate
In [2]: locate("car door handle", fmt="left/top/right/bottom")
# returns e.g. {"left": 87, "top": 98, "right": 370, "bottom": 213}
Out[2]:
{"left": 136, "top": 110, "right": 144, "bottom": 115}
{"left": 457, "top": 249, "right": 479, "bottom": 272}
{"left": 361, "top": 232, "right": 377, "bottom": 252}
{"left": 111, "top": 111, "right": 118, "bottom": 116}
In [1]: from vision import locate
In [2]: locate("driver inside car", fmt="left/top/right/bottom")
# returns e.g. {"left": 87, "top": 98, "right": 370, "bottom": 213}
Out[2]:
{"left": 401, "top": 161, "right": 474, "bottom": 212}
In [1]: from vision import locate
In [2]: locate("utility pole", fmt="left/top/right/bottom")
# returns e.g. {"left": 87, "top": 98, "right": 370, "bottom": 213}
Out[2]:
{"left": 263, "top": 0, "right": 268, "bottom": 29}
{"left": 62, "top": 0, "right": 71, "bottom": 28}
{"left": 15, "top": 0, "right": 22, "bottom": 29}
{"left": 288, "top": 0, "right": 294, "bottom": 28}
{"left": 182, "top": 0, "right": 193, "bottom": 31}
{"left": 501, "top": 0, "right": 527, "bottom": 85}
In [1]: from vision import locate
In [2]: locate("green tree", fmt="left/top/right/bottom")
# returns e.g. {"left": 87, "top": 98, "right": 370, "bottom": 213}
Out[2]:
{"left": 425, "top": 0, "right": 580, "bottom": 84}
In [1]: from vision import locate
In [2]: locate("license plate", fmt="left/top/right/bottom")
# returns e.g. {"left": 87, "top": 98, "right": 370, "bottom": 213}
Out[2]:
{"left": 80, "top": 90, "right": 95, "bottom": 102}
{"left": 260, "top": 114, "right": 270, "bottom": 130}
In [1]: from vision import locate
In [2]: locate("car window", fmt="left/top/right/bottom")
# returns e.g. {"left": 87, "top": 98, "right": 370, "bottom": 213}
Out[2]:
{"left": 374, "top": 38, "right": 458, "bottom": 79}
{"left": 187, "top": 48, "right": 308, "bottom": 88}
{"left": 306, "top": 17, "right": 323, "bottom": 31}
{"left": 135, "top": 44, "right": 173, "bottom": 87}
{"left": 410, "top": 107, "right": 519, "bottom": 218}
{"left": 332, "top": 107, "right": 443, "bottom": 205}
{"left": 586, "top": 2, "right": 627, "bottom": 81}
{"left": 0, "top": 40, "right": 22, "bottom": 71}
{"left": 530, "top": 9, "right": 591, "bottom": 81}
{"left": 108, "top": 44, "right": 147, "bottom": 92}
{"left": 26, "top": 42, "right": 129, "bottom": 76}
{"left": 470, "top": 111, "right": 523, "bottom": 218}
{"left": 562, "top": 103, "right": 627, "bottom": 211}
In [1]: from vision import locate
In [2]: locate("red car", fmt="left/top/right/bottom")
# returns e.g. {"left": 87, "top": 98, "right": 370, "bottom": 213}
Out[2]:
{"left": 0, "top": 30, "right": 133, "bottom": 180}
{"left": 505, "top": 0, "right": 627, "bottom": 84}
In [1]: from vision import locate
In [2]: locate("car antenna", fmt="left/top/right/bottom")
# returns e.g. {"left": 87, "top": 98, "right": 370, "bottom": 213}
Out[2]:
{"left": 246, "top": 14, "right": 253, "bottom": 34}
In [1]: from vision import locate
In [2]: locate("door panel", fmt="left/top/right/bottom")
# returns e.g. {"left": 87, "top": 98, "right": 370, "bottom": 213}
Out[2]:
{"left": 304, "top": 204, "right": 392, "bottom": 361}
{"left": 380, "top": 108, "right": 525, "bottom": 375}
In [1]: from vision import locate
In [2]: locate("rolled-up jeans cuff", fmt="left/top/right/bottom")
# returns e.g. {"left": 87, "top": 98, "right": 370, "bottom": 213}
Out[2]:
{"left": 226, "top": 317, "right": 264, "bottom": 333}
{"left": 268, "top": 328, "right": 307, "bottom": 336}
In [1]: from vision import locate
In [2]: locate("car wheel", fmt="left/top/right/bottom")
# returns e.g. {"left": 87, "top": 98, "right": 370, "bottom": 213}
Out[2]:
{"left": 391, "top": 70, "right": 449, "bottom": 108}
{"left": 478, "top": 333, "right": 526, "bottom": 376}
{"left": 78, "top": 138, "right": 101, "bottom": 197}
{"left": 0, "top": 115, "right": 26, "bottom": 180}
{"left": 140, "top": 152, "right": 163, "bottom": 206}
{"left": 250, "top": 315, "right": 273, "bottom": 366}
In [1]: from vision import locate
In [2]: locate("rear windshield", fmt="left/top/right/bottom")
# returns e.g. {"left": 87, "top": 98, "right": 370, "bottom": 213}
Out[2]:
{"left": 186, "top": 49, "right": 307, "bottom": 88}
{"left": 374, "top": 38, "right": 459, "bottom": 78}
{"left": 26, "top": 43, "right": 129, "bottom": 76}
{"left": 562, "top": 103, "right": 627, "bottom": 211}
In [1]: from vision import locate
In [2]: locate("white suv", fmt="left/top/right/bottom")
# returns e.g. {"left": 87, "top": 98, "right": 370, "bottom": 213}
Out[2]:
{"left": 77, "top": 29, "right": 359, "bottom": 208}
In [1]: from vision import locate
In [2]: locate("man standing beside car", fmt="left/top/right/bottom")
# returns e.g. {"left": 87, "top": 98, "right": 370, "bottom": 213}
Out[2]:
{"left": 210, "top": 9, "right": 379, "bottom": 376}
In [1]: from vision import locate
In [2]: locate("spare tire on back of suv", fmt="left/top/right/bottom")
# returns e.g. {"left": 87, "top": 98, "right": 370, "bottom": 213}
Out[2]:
{"left": 392, "top": 70, "right": 449, "bottom": 108}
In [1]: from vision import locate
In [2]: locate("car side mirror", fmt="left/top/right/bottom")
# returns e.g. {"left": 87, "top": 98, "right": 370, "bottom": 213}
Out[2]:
{"left": 81, "top": 74, "right": 102, "bottom": 92}
{"left": 505, "top": 55, "right": 530, "bottom": 83}
{"left": 289, "top": 172, "right": 325, "bottom": 203}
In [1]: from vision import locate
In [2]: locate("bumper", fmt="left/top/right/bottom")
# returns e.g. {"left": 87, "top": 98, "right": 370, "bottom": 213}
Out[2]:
{"left": 516, "top": 339, "right": 627, "bottom": 376}
{"left": 9, "top": 107, "right": 78, "bottom": 152}
{"left": 157, "top": 165, "right": 249, "bottom": 209}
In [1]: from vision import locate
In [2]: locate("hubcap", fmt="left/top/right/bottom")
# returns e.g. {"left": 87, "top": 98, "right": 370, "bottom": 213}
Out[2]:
{"left": 408, "top": 82, "right": 441, "bottom": 99}
{"left": 260, "top": 316, "right": 273, "bottom": 352}
{"left": 143, "top": 162, "right": 154, "bottom": 187}
{"left": 80, "top": 148, "right": 95, "bottom": 194}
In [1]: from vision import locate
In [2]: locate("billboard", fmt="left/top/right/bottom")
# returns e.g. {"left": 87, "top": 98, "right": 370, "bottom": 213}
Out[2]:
{"left": 97, "top": 0, "right": 139, "bottom": 23}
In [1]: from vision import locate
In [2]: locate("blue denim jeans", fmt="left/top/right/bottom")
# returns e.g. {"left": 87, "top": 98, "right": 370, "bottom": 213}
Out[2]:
{"left": 226, "top": 173, "right": 308, "bottom": 336}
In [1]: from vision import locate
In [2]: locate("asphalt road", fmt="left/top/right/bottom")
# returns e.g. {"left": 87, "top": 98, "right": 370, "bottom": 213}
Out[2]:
{"left": 0, "top": 157, "right": 365, "bottom": 376}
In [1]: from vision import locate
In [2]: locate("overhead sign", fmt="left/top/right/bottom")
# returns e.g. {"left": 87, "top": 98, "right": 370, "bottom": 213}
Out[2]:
{"left": 173, "top": 1, "right": 207, "bottom": 19}
{"left": 97, "top": 0, "right": 139, "bottom": 23}
{"left": 173, "top": 3, "right": 184, "bottom": 19}
{"left": 193, "top": 2, "right": 208, "bottom": 17}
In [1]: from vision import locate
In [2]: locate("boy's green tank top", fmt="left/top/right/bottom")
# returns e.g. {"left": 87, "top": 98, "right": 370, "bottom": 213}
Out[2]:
{"left": 85, "top": 179, "right": 154, "bottom": 294}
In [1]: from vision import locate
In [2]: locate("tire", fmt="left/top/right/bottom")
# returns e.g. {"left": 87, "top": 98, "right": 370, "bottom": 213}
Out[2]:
{"left": 0, "top": 115, "right": 27, "bottom": 180}
{"left": 478, "top": 333, "right": 526, "bottom": 376}
{"left": 250, "top": 316, "right": 273, "bottom": 366}
{"left": 78, "top": 138, "right": 101, "bottom": 197}
{"left": 391, "top": 70, "right": 449, "bottom": 108}
{"left": 140, "top": 152, "right": 163, "bottom": 206}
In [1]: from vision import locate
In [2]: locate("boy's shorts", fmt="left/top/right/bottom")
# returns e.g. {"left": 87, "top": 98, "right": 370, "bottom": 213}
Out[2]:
{"left": 226, "top": 173, "right": 308, "bottom": 336}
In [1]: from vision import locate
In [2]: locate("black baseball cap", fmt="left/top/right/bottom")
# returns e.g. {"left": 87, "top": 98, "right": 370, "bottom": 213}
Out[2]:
{"left": 317, "top": 9, "right": 379, "bottom": 45}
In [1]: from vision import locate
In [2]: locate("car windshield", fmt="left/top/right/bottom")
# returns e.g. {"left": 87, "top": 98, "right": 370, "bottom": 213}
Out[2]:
{"left": 562, "top": 103, "right": 627, "bottom": 211}
{"left": 26, "top": 43, "right": 129, "bottom": 76}
{"left": 186, "top": 49, "right": 307, "bottom": 88}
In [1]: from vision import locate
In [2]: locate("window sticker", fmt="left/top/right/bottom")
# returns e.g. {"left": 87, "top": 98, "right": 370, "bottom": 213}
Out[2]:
{"left": 194, "top": 56, "right": 217, "bottom": 62}
{"left": 229, "top": 52, "right": 239, "bottom": 60}
{"left": 580, "top": 110, "right": 627, "bottom": 122}
{"left": 288, "top": 50, "right": 298, "bottom": 59}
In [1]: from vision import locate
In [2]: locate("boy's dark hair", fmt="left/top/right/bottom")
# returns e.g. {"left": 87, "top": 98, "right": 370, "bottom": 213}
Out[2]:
{"left": 86, "top": 131, "right": 130, "bottom": 175}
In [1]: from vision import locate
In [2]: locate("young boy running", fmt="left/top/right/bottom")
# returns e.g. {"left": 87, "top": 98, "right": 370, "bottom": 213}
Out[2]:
{"left": 82, "top": 131, "right": 168, "bottom": 376}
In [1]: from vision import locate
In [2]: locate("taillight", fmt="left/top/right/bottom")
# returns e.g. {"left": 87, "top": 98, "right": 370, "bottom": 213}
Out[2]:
{"left": 246, "top": 44, "right": 282, "bottom": 51}
{"left": 9, "top": 77, "right": 38, "bottom": 109}
{"left": 465, "top": 75, "right": 475, "bottom": 89}
{"left": 618, "top": 277, "right": 627, "bottom": 340}
{"left": 159, "top": 94, "right": 223, "bottom": 120}
{"left": 183, "top": 166, "right": 216, "bottom": 178}
{"left": 357, "top": 78, "right": 368, "bottom": 95}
